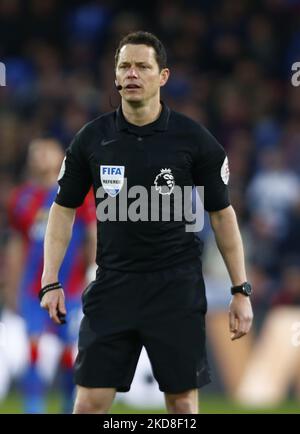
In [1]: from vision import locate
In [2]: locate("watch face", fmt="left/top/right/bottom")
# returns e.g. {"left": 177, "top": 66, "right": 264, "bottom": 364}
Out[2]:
{"left": 243, "top": 283, "right": 252, "bottom": 296}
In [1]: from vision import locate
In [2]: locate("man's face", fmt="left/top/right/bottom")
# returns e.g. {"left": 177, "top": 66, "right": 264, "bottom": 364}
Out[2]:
{"left": 115, "top": 44, "right": 169, "bottom": 104}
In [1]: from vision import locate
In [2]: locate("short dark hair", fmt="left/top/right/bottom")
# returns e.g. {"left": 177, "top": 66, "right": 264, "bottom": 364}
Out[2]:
{"left": 115, "top": 31, "right": 167, "bottom": 70}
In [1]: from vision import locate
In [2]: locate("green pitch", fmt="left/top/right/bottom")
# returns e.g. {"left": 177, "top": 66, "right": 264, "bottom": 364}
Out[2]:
{"left": 0, "top": 392, "right": 299, "bottom": 414}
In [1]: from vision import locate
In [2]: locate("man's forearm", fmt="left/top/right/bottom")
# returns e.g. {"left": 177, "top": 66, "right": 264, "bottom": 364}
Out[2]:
{"left": 209, "top": 205, "right": 247, "bottom": 286}
{"left": 42, "top": 203, "right": 76, "bottom": 286}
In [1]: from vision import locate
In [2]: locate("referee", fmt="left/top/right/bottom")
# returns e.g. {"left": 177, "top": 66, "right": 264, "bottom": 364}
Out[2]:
{"left": 40, "top": 31, "right": 253, "bottom": 414}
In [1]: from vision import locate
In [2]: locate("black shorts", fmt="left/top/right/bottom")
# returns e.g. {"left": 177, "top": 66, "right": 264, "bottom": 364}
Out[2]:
{"left": 74, "top": 260, "right": 211, "bottom": 393}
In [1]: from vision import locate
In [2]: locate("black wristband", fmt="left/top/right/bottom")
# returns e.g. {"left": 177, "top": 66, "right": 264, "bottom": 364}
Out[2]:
{"left": 39, "top": 282, "right": 62, "bottom": 302}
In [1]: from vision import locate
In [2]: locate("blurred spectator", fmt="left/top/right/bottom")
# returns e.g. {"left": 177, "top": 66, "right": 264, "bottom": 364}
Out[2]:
{"left": 247, "top": 148, "right": 300, "bottom": 237}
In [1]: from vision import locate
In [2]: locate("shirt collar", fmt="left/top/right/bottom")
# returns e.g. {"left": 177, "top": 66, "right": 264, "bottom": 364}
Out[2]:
{"left": 115, "top": 101, "right": 170, "bottom": 136}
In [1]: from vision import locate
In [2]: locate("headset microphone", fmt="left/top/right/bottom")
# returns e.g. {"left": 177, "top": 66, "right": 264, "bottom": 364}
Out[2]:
{"left": 115, "top": 83, "right": 122, "bottom": 91}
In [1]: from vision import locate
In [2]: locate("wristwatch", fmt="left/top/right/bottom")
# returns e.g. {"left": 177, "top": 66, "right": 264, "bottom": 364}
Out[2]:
{"left": 231, "top": 282, "right": 252, "bottom": 297}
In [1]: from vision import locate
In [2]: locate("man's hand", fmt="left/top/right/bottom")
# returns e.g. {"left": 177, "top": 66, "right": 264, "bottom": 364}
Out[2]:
{"left": 40, "top": 288, "right": 67, "bottom": 325}
{"left": 229, "top": 293, "right": 253, "bottom": 340}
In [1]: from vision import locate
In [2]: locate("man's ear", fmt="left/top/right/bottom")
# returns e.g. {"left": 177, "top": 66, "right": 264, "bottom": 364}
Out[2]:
{"left": 160, "top": 68, "right": 170, "bottom": 87}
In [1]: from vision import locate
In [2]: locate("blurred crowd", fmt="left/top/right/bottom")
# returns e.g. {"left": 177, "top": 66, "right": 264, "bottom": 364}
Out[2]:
{"left": 1, "top": 0, "right": 300, "bottom": 408}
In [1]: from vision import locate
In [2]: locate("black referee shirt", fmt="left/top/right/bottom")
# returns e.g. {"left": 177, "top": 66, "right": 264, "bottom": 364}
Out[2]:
{"left": 55, "top": 102, "right": 230, "bottom": 272}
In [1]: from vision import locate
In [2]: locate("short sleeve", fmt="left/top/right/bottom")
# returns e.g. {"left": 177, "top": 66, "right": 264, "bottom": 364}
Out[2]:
{"left": 192, "top": 127, "right": 230, "bottom": 212}
{"left": 55, "top": 128, "right": 92, "bottom": 208}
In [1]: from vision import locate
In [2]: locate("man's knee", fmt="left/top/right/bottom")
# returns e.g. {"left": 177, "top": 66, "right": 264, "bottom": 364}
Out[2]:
{"left": 165, "top": 390, "right": 198, "bottom": 414}
{"left": 73, "top": 400, "right": 106, "bottom": 414}
{"left": 73, "top": 386, "right": 116, "bottom": 414}
{"left": 166, "top": 397, "right": 195, "bottom": 414}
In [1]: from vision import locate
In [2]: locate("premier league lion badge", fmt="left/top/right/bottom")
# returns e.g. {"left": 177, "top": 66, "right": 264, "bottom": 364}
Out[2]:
{"left": 154, "top": 168, "right": 175, "bottom": 195}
